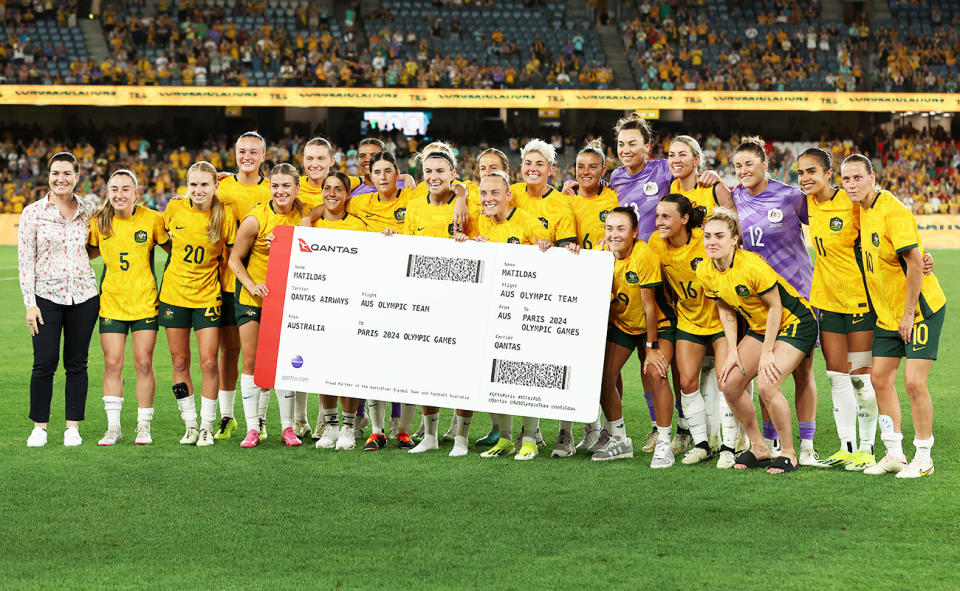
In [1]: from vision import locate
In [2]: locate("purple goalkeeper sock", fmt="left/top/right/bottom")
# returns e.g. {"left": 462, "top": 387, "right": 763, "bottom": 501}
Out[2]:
{"left": 798, "top": 421, "right": 816, "bottom": 441}
{"left": 356, "top": 400, "right": 366, "bottom": 418}
{"left": 391, "top": 402, "right": 401, "bottom": 419}
{"left": 762, "top": 420, "right": 779, "bottom": 440}
{"left": 644, "top": 392, "right": 655, "bottom": 422}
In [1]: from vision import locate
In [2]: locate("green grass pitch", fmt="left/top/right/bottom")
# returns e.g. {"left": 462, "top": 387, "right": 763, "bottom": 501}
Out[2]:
{"left": 1, "top": 245, "right": 958, "bottom": 589}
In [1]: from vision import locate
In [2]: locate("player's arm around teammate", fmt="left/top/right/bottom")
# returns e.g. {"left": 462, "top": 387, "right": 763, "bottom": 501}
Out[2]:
{"left": 841, "top": 155, "right": 945, "bottom": 479}
{"left": 159, "top": 161, "right": 236, "bottom": 447}
{"left": 89, "top": 170, "right": 170, "bottom": 446}
{"left": 667, "top": 135, "right": 735, "bottom": 215}
{"left": 698, "top": 209, "right": 818, "bottom": 474}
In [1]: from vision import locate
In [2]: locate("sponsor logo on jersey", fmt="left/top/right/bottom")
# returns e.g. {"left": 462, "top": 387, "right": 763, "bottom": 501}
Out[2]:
{"left": 539, "top": 217, "right": 549, "bottom": 229}
{"left": 872, "top": 232, "right": 880, "bottom": 247}
{"left": 643, "top": 181, "right": 658, "bottom": 196}
{"left": 298, "top": 237, "right": 358, "bottom": 254}
{"left": 395, "top": 208, "right": 406, "bottom": 222}
{"left": 507, "top": 237, "right": 520, "bottom": 244}
{"left": 829, "top": 217, "right": 843, "bottom": 231}
{"left": 767, "top": 208, "right": 783, "bottom": 223}
{"left": 134, "top": 230, "right": 148, "bottom": 243}
{"left": 736, "top": 284, "right": 750, "bottom": 297}
{"left": 599, "top": 209, "right": 610, "bottom": 222}
{"left": 625, "top": 271, "right": 640, "bottom": 284}
{"left": 690, "top": 257, "right": 703, "bottom": 270}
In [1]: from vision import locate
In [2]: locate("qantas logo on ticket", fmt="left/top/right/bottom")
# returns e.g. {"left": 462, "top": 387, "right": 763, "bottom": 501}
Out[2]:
{"left": 298, "top": 238, "right": 358, "bottom": 254}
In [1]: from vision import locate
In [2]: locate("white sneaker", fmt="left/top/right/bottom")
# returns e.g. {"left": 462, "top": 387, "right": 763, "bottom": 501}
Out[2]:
{"left": 681, "top": 444, "right": 711, "bottom": 465}
{"left": 179, "top": 426, "right": 199, "bottom": 445}
{"left": 588, "top": 428, "right": 611, "bottom": 454}
{"left": 735, "top": 432, "right": 750, "bottom": 453}
{"left": 716, "top": 449, "right": 736, "bottom": 469}
{"left": 863, "top": 453, "right": 907, "bottom": 475}
{"left": 98, "top": 427, "right": 122, "bottom": 446}
{"left": 798, "top": 442, "right": 818, "bottom": 466}
{"left": 388, "top": 417, "right": 400, "bottom": 440}
{"left": 336, "top": 426, "right": 356, "bottom": 450}
{"left": 763, "top": 437, "right": 781, "bottom": 455}
{"left": 27, "top": 427, "right": 47, "bottom": 447}
{"left": 317, "top": 424, "right": 339, "bottom": 449}
{"left": 63, "top": 426, "right": 83, "bottom": 447}
{"left": 575, "top": 424, "right": 601, "bottom": 450}
{"left": 550, "top": 428, "right": 576, "bottom": 458}
{"left": 651, "top": 439, "right": 675, "bottom": 468}
{"left": 671, "top": 431, "right": 691, "bottom": 455}
{"left": 640, "top": 428, "right": 658, "bottom": 452}
{"left": 196, "top": 428, "right": 215, "bottom": 447}
{"left": 135, "top": 422, "right": 152, "bottom": 445}
{"left": 409, "top": 435, "right": 439, "bottom": 454}
{"left": 895, "top": 457, "right": 934, "bottom": 479}
{"left": 592, "top": 437, "right": 634, "bottom": 461}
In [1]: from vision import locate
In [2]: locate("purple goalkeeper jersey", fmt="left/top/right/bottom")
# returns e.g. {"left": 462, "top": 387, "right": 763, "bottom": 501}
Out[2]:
{"left": 731, "top": 179, "right": 813, "bottom": 298}
{"left": 609, "top": 158, "right": 674, "bottom": 240}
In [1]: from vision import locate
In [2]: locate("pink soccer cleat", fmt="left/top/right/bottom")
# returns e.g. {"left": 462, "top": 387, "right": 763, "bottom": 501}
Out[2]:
{"left": 280, "top": 427, "right": 302, "bottom": 447}
{"left": 240, "top": 429, "right": 261, "bottom": 448}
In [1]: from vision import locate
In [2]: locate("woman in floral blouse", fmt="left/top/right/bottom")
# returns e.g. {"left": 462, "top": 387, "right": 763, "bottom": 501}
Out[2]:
{"left": 18, "top": 152, "right": 99, "bottom": 447}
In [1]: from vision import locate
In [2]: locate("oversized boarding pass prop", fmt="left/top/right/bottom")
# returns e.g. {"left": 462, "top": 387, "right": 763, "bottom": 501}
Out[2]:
{"left": 255, "top": 226, "right": 613, "bottom": 422}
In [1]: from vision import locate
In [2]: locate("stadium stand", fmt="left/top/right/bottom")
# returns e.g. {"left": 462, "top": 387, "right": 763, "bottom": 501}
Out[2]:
{"left": 0, "top": 0, "right": 89, "bottom": 84}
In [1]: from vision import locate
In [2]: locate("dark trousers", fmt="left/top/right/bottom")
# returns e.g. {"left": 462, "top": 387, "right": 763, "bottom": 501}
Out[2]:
{"left": 29, "top": 295, "right": 99, "bottom": 423}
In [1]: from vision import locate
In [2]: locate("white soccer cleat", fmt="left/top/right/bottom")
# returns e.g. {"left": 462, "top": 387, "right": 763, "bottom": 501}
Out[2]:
{"left": 196, "top": 428, "right": 215, "bottom": 447}
{"left": 763, "top": 438, "right": 781, "bottom": 455}
{"left": 735, "top": 432, "right": 750, "bottom": 453}
{"left": 708, "top": 434, "right": 721, "bottom": 453}
{"left": 798, "top": 442, "right": 819, "bottom": 466}
{"left": 681, "top": 445, "right": 711, "bottom": 465}
{"left": 863, "top": 453, "right": 907, "bottom": 475}
{"left": 317, "top": 425, "right": 339, "bottom": 449}
{"left": 640, "top": 428, "right": 658, "bottom": 452}
{"left": 311, "top": 420, "right": 325, "bottom": 441}
{"left": 293, "top": 419, "right": 312, "bottom": 439}
{"left": 716, "top": 449, "right": 736, "bottom": 469}
{"left": 895, "top": 457, "right": 934, "bottom": 479}
{"left": 63, "top": 426, "right": 83, "bottom": 447}
{"left": 179, "top": 426, "right": 199, "bottom": 445}
{"left": 671, "top": 431, "right": 691, "bottom": 455}
{"left": 336, "top": 426, "right": 356, "bottom": 450}
{"left": 550, "top": 428, "right": 576, "bottom": 458}
{"left": 27, "top": 427, "right": 47, "bottom": 447}
{"left": 98, "top": 427, "right": 122, "bottom": 446}
{"left": 650, "top": 439, "right": 675, "bottom": 469}
{"left": 135, "top": 423, "right": 153, "bottom": 445}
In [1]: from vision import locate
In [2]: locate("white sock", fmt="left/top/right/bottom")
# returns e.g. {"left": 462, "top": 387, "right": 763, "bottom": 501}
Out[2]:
{"left": 852, "top": 373, "right": 878, "bottom": 452}
{"left": 258, "top": 388, "right": 270, "bottom": 421}
{"left": 610, "top": 417, "right": 627, "bottom": 442}
{"left": 657, "top": 424, "right": 671, "bottom": 443}
{"left": 719, "top": 392, "right": 738, "bottom": 449}
{"left": 323, "top": 407, "right": 339, "bottom": 429}
{"left": 456, "top": 414, "right": 472, "bottom": 438}
{"left": 369, "top": 400, "right": 385, "bottom": 434}
{"left": 451, "top": 414, "right": 472, "bottom": 456}
{"left": 399, "top": 403, "right": 416, "bottom": 434}
{"left": 218, "top": 389, "right": 236, "bottom": 418}
{"left": 701, "top": 366, "right": 720, "bottom": 439}
{"left": 177, "top": 395, "right": 198, "bottom": 429}
{"left": 445, "top": 412, "right": 457, "bottom": 434}
{"left": 342, "top": 411, "right": 357, "bottom": 430}
{"left": 680, "top": 390, "right": 708, "bottom": 445}
{"left": 424, "top": 412, "right": 440, "bottom": 438}
{"left": 601, "top": 417, "right": 612, "bottom": 435}
{"left": 199, "top": 396, "right": 217, "bottom": 430}
{"left": 878, "top": 414, "right": 904, "bottom": 458}
{"left": 137, "top": 407, "right": 154, "bottom": 425}
{"left": 521, "top": 417, "right": 539, "bottom": 443}
{"left": 276, "top": 389, "right": 295, "bottom": 430}
{"left": 827, "top": 370, "right": 858, "bottom": 453}
{"left": 103, "top": 396, "right": 123, "bottom": 429}
{"left": 294, "top": 391, "right": 307, "bottom": 422}
{"left": 495, "top": 414, "right": 513, "bottom": 440}
{"left": 914, "top": 435, "right": 934, "bottom": 462}
{"left": 240, "top": 374, "right": 260, "bottom": 433}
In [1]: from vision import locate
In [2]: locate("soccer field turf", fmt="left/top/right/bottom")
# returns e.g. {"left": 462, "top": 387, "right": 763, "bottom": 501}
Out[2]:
{"left": 1, "top": 245, "right": 958, "bottom": 589}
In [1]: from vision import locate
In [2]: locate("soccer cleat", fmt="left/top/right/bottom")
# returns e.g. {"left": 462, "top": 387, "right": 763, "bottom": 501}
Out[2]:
{"left": 895, "top": 457, "right": 934, "bottom": 479}
{"left": 64, "top": 426, "right": 83, "bottom": 447}
{"left": 355, "top": 416, "right": 368, "bottom": 440}
{"left": 364, "top": 433, "right": 387, "bottom": 451}
{"left": 817, "top": 449, "right": 855, "bottom": 468}
{"left": 213, "top": 416, "right": 238, "bottom": 440}
{"left": 292, "top": 419, "right": 312, "bottom": 439}
{"left": 640, "top": 428, "right": 658, "bottom": 453}
{"left": 650, "top": 439, "right": 675, "bottom": 469}
{"left": 550, "top": 429, "right": 576, "bottom": 458}
{"left": 681, "top": 444, "right": 712, "bottom": 465}
{"left": 763, "top": 437, "right": 781, "bottom": 455}
{"left": 863, "top": 453, "right": 907, "bottom": 475}
{"left": 592, "top": 437, "right": 634, "bottom": 461}
{"left": 27, "top": 427, "right": 47, "bottom": 447}
{"left": 196, "top": 428, "right": 215, "bottom": 447}
{"left": 480, "top": 439, "right": 516, "bottom": 458}
{"left": 396, "top": 432, "right": 416, "bottom": 450}
{"left": 475, "top": 426, "right": 500, "bottom": 447}
{"left": 708, "top": 434, "right": 721, "bottom": 453}
{"left": 735, "top": 432, "right": 750, "bottom": 453}
{"left": 281, "top": 426, "right": 303, "bottom": 447}
{"left": 576, "top": 424, "right": 601, "bottom": 451}
{"left": 317, "top": 425, "right": 339, "bottom": 449}
{"left": 671, "top": 430, "right": 692, "bottom": 455}
{"left": 798, "top": 441, "right": 818, "bottom": 466}
{"left": 716, "top": 447, "right": 736, "bottom": 469}
{"left": 135, "top": 423, "right": 152, "bottom": 445}
{"left": 240, "top": 429, "right": 261, "bottom": 448}
{"left": 514, "top": 426, "right": 546, "bottom": 451}
{"left": 336, "top": 427, "right": 356, "bottom": 450}
{"left": 588, "top": 429, "right": 611, "bottom": 454}
{"left": 388, "top": 417, "right": 400, "bottom": 440}
{"left": 179, "top": 426, "right": 199, "bottom": 445}
{"left": 258, "top": 418, "right": 268, "bottom": 440}
{"left": 514, "top": 440, "right": 539, "bottom": 461}
{"left": 312, "top": 420, "right": 325, "bottom": 440}
{"left": 844, "top": 450, "right": 877, "bottom": 472}
{"left": 98, "top": 427, "right": 122, "bottom": 446}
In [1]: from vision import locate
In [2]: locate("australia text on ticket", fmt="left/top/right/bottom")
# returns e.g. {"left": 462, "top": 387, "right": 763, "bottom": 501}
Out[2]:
{"left": 256, "top": 225, "right": 614, "bottom": 422}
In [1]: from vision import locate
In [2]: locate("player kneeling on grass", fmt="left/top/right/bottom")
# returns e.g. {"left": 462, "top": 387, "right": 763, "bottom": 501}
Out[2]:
{"left": 88, "top": 170, "right": 170, "bottom": 446}
{"left": 455, "top": 171, "right": 558, "bottom": 460}
{"left": 159, "top": 161, "right": 236, "bottom": 446}
{"left": 228, "top": 163, "right": 307, "bottom": 448}
{"left": 841, "top": 155, "right": 945, "bottom": 479}
{"left": 697, "top": 209, "right": 818, "bottom": 474}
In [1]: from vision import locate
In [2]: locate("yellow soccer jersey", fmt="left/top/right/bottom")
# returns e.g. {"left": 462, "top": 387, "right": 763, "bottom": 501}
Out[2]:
{"left": 647, "top": 228, "right": 721, "bottom": 335}
{"left": 347, "top": 188, "right": 414, "bottom": 233}
{"left": 669, "top": 178, "right": 721, "bottom": 218}
{"left": 160, "top": 199, "right": 237, "bottom": 308}
{"left": 478, "top": 207, "right": 548, "bottom": 244}
{"left": 313, "top": 212, "right": 368, "bottom": 232}
{"left": 402, "top": 194, "right": 480, "bottom": 239}
{"left": 238, "top": 201, "right": 305, "bottom": 307}
{"left": 218, "top": 174, "right": 271, "bottom": 293}
{"left": 89, "top": 206, "right": 169, "bottom": 321}
{"left": 297, "top": 176, "right": 324, "bottom": 209}
{"left": 569, "top": 186, "right": 619, "bottom": 250}
{"left": 510, "top": 183, "right": 578, "bottom": 245}
{"left": 860, "top": 189, "right": 946, "bottom": 331}
{"left": 807, "top": 188, "right": 870, "bottom": 314}
{"left": 609, "top": 241, "right": 663, "bottom": 336}
{"left": 697, "top": 249, "right": 812, "bottom": 335}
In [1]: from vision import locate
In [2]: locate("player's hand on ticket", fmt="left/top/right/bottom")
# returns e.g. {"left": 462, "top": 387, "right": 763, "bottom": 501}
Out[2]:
{"left": 536, "top": 239, "right": 552, "bottom": 252}
{"left": 382, "top": 228, "right": 395, "bottom": 236}
{"left": 453, "top": 231, "right": 469, "bottom": 242}
{"left": 564, "top": 242, "right": 581, "bottom": 254}
{"left": 264, "top": 233, "right": 274, "bottom": 250}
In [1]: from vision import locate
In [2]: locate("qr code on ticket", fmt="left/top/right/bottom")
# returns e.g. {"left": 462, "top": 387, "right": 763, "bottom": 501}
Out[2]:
{"left": 406, "top": 254, "right": 484, "bottom": 284}
{"left": 490, "top": 359, "right": 571, "bottom": 390}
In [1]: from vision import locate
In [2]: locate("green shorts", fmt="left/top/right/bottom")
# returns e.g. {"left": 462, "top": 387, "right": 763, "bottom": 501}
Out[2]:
{"left": 99, "top": 316, "right": 159, "bottom": 334}
{"left": 819, "top": 309, "right": 877, "bottom": 334}
{"left": 235, "top": 301, "right": 262, "bottom": 327}
{"left": 872, "top": 306, "right": 945, "bottom": 360}
{"left": 675, "top": 328, "right": 724, "bottom": 347}
{"left": 158, "top": 302, "right": 222, "bottom": 331}
{"left": 220, "top": 291, "right": 238, "bottom": 328}
{"left": 746, "top": 313, "right": 818, "bottom": 356}
{"left": 607, "top": 322, "right": 675, "bottom": 351}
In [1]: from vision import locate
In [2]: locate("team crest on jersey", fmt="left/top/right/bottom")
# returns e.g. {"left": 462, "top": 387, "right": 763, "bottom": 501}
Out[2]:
{"left": 625, "top": 271, "right": 640, "bottom": 284}
{"left": 735, "top": 284, "right": 750, "bottom": 297}
{"left": 134, "top": 230, "right": 148, "bottom": 243}
{"left": 871, "top": 232, "right": 880, "bottom": 247}
{"left": 643, "top": 181, "right": 658, "bottom": 196}
{"left": 539, "top": 217, "right": 549, "bottom": 229}
{"left": 447, "top": 223, "right": 456, "bottom": 236}
{"left": 829, "top": 217, "right": 843, "bottom": 231}
{"left": 507, "top": 237, "right": 520, "bottom": 244}
{"left": 690, "top": 257, "right": 703, "bottom": 271}
{"left": 767, "top": 208, "right": 783, "bottom": 223}
{"left": 395, "top": 208, "right": 406, "bottom": 222}
{"left": 599, "top": 209, "right": 610, "bottom": 222}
